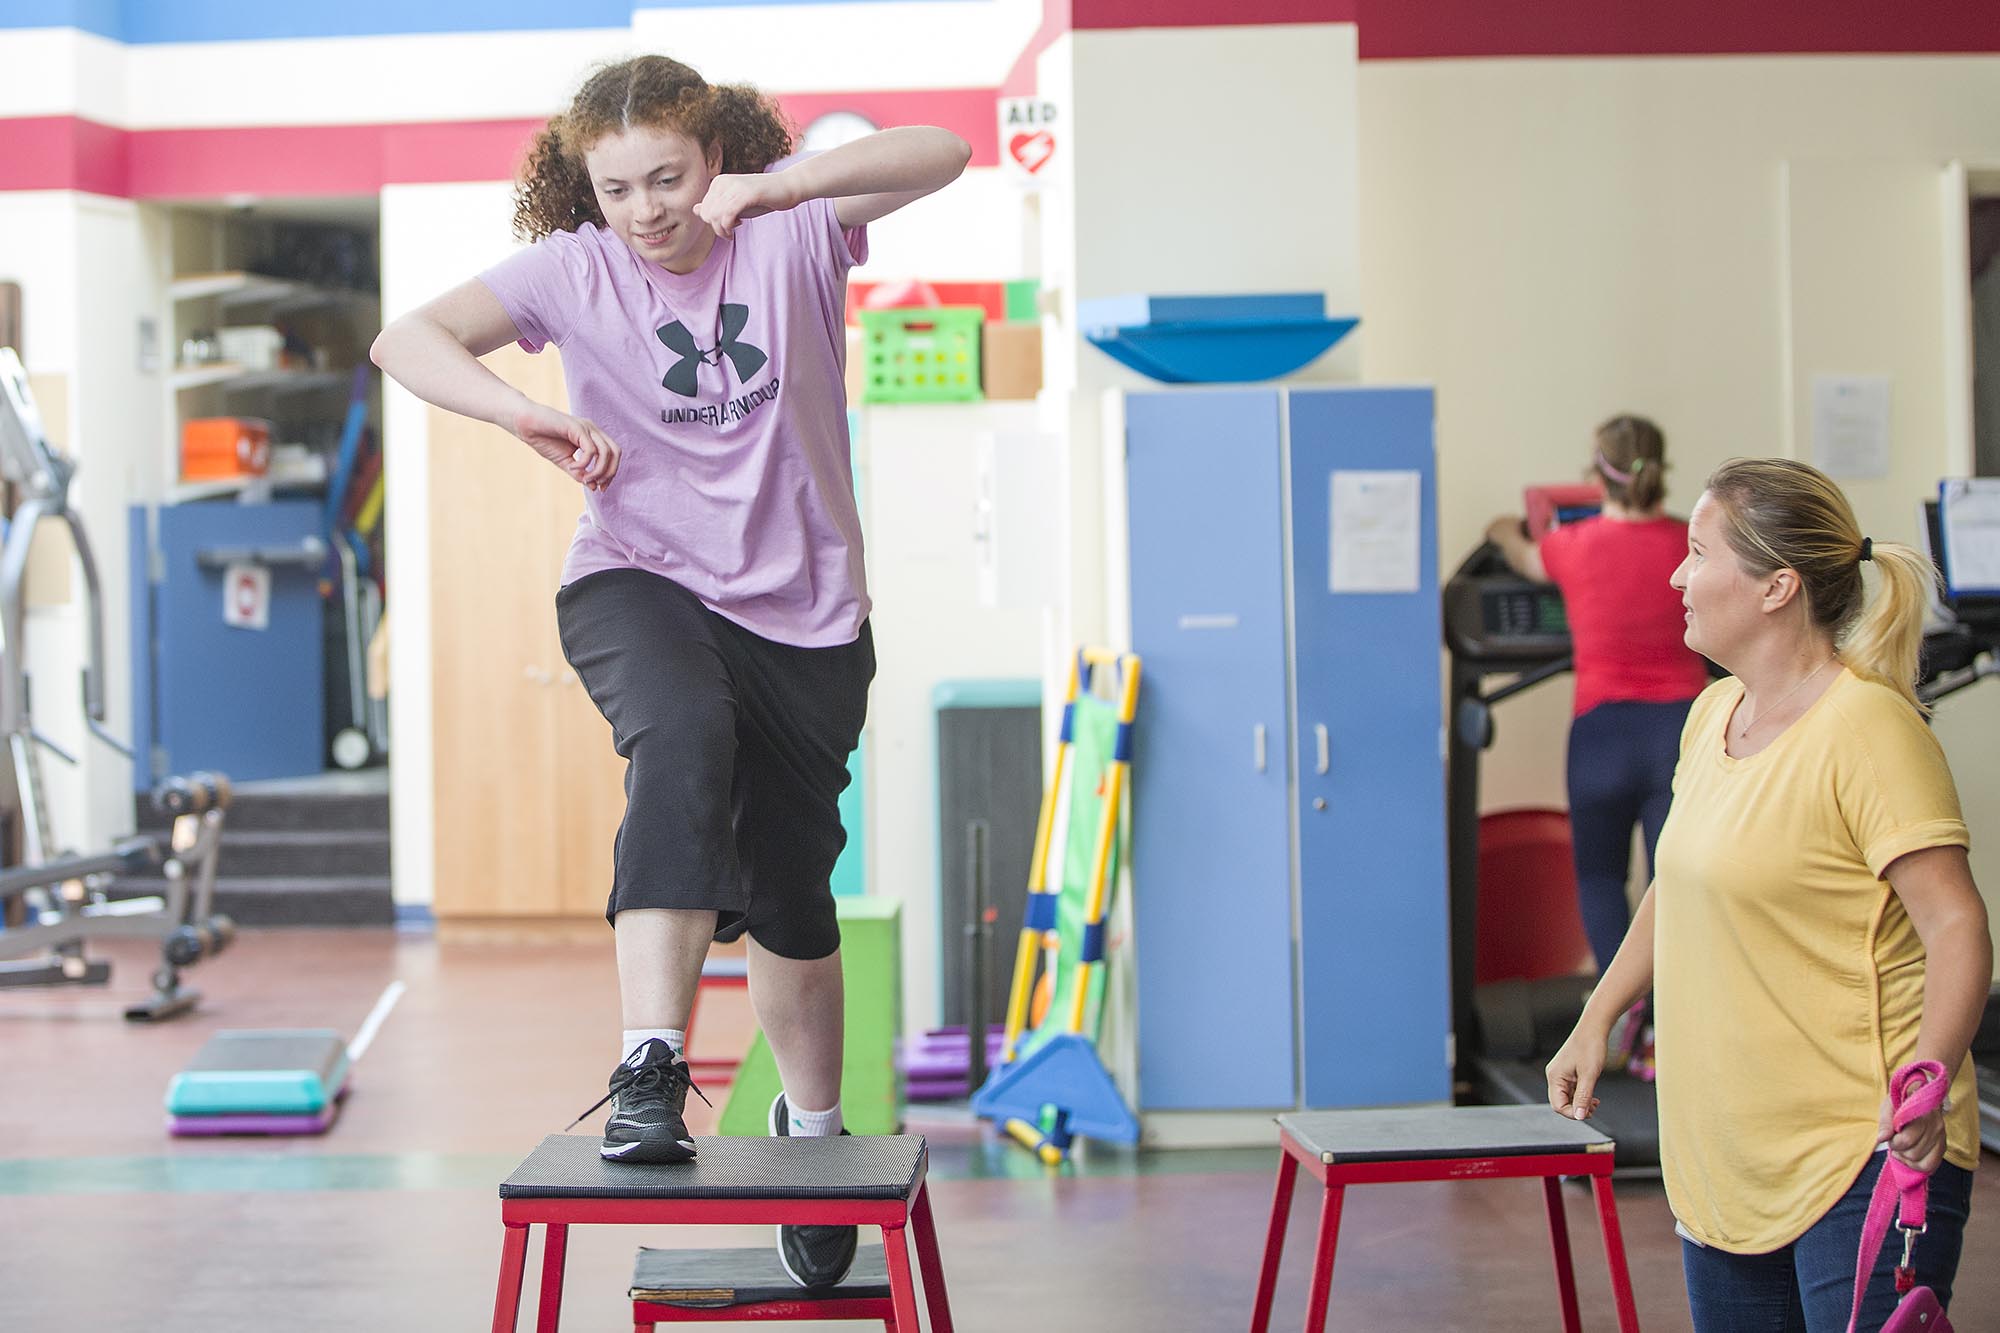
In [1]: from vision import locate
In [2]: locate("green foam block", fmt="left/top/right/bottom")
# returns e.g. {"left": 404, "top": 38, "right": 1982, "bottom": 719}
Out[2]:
{"left": 717, "top": 897, "right": 903, "bottom": 1136}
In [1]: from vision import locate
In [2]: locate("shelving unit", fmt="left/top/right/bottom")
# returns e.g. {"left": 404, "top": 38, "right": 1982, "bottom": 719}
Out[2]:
{"left": 167, "top": 253, "right": 378, "bottom": 477}
{"left": 167, "top": 452, "right": 330, "bottom": 505}
{"left": 141, "top": 203, "right": 388, "bottom": 784}
{"left": 170, "top": 364, "right": 351, "bottom": 395}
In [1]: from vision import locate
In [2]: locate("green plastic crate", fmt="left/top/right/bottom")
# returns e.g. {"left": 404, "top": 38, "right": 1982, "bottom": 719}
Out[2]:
{"left": 1003, "top": 278, "right": 1040, "bottom": 322}
{"left": 860, "top": 306, "right": 983, "bottom": 404}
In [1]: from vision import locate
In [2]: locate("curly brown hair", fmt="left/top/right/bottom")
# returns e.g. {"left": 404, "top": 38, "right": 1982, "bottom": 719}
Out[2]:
{"left": 512, "top": 55, "right": 796, "bottom": 241}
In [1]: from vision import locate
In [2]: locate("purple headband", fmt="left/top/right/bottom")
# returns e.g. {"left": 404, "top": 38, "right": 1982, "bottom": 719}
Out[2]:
{"left": 1596, "top": 450, "right": 1648, "bottom": 486}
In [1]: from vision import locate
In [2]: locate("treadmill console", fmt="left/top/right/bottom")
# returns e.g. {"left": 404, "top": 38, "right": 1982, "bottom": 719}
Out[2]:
{"left": 1482, "top": 585, "right": 1569, "bottom": 642}
{"left": 1442, "top": 545, "right": 1572, "bottom": 666}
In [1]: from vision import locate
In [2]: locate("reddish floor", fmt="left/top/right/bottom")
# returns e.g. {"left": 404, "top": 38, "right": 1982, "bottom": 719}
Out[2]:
{"left": 0, "top": 928, "right": 1991, "bottom": 1331}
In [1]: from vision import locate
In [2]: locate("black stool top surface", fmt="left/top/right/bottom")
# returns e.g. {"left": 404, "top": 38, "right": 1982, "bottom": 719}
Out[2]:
{"left": 499, "top": 1133, "right": 926, "bottom": 1200}
{"left": 630, "top": 1245, "right": 890, "bottom": 1307}
{"left": 1278, "top": 1105, "right": 1615, "bottom": 1163}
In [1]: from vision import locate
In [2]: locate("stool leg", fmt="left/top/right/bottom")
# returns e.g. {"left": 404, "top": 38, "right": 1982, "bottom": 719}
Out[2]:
{"left": 883, "top": 1223, "right": 925, "bottom": 1332}
{"left": 1249, "top": 1151, "right": 1299, "bottom": 1333}
{"left": 534, "top": 1222, "right": 569, "bottom": 1333}
{"left": 1542, "top": 1178, "right": 1582, "bottom": 1333}
{"left": 912, "top": 1182, "right": 957, "bottom": 1333}
{"left": 1591, "top": 1175, "right": 1641, "bottom": 1333}
{"left": 492, "top": 1221, "right": 530, "bottom": 1333}
{"left": 1301, "top": 1181, "right": 1345, "bottom": 1333}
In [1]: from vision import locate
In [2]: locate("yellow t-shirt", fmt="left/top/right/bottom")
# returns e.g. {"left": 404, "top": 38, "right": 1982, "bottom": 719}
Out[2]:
{"left": 1653, "top": 668, "right": 1978, "bottom": 1253}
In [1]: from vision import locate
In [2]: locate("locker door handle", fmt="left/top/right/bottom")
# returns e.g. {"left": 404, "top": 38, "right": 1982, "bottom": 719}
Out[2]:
{"left": 1254, "top": 724, "right": 1267, "bottom": 773}
{"left": 1315, "top": 723, "right": 1330, "bottom": 775}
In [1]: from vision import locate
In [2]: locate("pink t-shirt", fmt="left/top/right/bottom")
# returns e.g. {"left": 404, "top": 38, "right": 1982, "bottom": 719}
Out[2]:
{"left": 478, "top": 194, "right": 869, "bottom": 647}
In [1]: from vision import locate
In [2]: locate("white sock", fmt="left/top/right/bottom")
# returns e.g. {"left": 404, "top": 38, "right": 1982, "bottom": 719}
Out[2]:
{"left": 785, "top": 1099, "right": 843, "bottom": 1137}
{"left": 622, "top": 1028, "right": 685, "bottom": 1063}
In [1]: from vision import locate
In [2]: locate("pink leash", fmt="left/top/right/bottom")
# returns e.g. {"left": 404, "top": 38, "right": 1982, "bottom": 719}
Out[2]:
{"left": 1845, "top": 1060, "right": 1950, "bottom": 1333}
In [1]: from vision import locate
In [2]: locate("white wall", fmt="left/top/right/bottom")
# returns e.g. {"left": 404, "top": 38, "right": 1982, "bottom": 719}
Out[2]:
{"left": 1047, "top": 19, "right": 1363, "bottom": 670}
{"left": 69, "top": 195, "right": 162, "bottom": 842}
{"left": 380, "top": 180, "right": 522, "bottom": 908}
{"left": 854, "top": 402, "right": 1046, "bottom": 1032}
{"left": 7, "top": 2, "right": 1041, "bottom": 129}
{"left": 0, "top": 190, "right": 159, "bottom": 852}
{"left": 1358, "top": 55, "right": 2000, "bottom": 967}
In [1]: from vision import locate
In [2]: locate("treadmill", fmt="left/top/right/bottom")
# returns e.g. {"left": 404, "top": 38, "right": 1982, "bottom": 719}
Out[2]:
{"left": 1443, "top": 540, "right": 1662, "bottom": 1173}
{"left": 1917, "top": 496, "right": 2000, "bottom": 1155}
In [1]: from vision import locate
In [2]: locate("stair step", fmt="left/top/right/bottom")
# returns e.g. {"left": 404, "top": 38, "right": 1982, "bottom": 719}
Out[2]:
{"left": 212, "top": 830, "right": 391, "bottom": 879}
{"left": 135, "top": 789, "right": 388, "bottom": 836}
{"left": 112, "top": 875, "right": 394, "bottom": 927}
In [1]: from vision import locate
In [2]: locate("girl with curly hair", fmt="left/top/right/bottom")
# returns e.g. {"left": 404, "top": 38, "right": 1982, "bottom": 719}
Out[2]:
{"left": 372, "top": 54, "right": 969, "bottom": 1289}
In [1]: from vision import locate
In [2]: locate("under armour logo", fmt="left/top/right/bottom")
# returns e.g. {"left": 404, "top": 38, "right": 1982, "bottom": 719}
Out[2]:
{"left": 656, "top": 305, "right": 767, "bottom": 398}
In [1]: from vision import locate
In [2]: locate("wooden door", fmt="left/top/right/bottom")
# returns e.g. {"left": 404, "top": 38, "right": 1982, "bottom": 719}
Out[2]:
{"left": 429, "top": 346, "right": 571, "bottom": 916}
{"left": 547, "top": 476, "right": 627, "bottom": 917}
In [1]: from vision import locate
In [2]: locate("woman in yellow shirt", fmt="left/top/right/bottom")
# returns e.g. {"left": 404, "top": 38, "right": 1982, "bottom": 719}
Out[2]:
{"left": 1545, "top": 458, "right": 1990, "bottom": 1331}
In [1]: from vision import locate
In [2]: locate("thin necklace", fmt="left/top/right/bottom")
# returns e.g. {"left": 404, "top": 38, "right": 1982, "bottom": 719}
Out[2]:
{"left": 1736, "top": 656, "right": 1836, "bottom": 740}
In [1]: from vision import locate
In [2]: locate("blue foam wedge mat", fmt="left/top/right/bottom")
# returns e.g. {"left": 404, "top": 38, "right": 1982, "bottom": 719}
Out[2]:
{"left": 1078, "top": 292, "right": 1358, "bottom": 384}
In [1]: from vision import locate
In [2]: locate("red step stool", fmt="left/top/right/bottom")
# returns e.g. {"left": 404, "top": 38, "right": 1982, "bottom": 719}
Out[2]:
{"left": 1249, "top": 1105, "right": 1640, "bottom": 1333}
{"left": 492, "top": 1133, "right": 953, "bottom": 1332}
{"left": 630, "top": 1244, "right": 899, "bottom": 1328}
{"left": 683, "top": 954, "right": 750, "bottom": 1080}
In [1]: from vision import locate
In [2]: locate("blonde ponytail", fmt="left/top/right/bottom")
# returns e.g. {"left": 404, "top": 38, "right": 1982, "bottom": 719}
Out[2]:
{"left": 1840, "top": 540, "right": 1936, "bottom": 715}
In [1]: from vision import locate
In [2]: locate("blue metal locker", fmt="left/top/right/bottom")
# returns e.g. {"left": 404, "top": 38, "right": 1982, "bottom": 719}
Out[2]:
{"left": 1124, "top": 385, "right": 1451, "bottom": 1114}
{"left": 1288, "top": 388, "right": 1450, "bottom": 1107}
{"left": 1126, "top": 390, "right": 1297, "bottom": 1110}
{"left": 131, "top": 501, "right": 328, "bottom": 786}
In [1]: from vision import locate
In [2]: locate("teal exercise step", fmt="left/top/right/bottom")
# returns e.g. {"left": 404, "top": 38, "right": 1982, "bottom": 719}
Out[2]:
{"left": 165, "top": 1029, "right": 349, "bottom": 1115}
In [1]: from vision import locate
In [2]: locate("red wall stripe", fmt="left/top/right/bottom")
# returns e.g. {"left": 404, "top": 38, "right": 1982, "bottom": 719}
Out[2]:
{"left": 1072, "top": 0, "right": 1356, "bottom": 29}
{"left": 1004, "top": 0, "right": 1356, "bottom": 95}
{"left": 0, "top": 91, "right": 1001, "bottom": 199}
{"left": 5, "top": 116, "right": 128, "bottom": 195}
{"left": 1359, "top": 2, "right": 2000, "bottom": 60}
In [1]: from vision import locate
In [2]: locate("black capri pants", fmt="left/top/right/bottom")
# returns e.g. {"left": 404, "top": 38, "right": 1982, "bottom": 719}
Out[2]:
{"left": 555, "top": 568, "right": 874, "bottom": 960}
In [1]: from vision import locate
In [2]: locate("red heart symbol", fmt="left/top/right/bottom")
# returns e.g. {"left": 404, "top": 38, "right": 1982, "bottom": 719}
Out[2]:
{"left": 1009, "top": 130, "right": 1055, "bottom": 175}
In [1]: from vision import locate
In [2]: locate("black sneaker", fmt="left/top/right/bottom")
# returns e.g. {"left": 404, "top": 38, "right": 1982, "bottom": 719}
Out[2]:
{"left": 769, "top": 1091, "right": 858, "bottom": 1288}
{"left": 569, "top": 1039, "right": 708, "bottom": 1164}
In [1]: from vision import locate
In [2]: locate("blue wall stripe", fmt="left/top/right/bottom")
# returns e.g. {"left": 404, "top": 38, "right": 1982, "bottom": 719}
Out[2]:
{"left": 2, "top": 2, "right": 121, "bottom": 40}
{"left": 0, "top": 0, "right": 971, "bottom": 44}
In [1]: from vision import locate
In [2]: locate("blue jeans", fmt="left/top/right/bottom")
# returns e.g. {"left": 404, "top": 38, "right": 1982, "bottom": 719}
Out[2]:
{"left": 1566, "top": 699, "right": 1691, "bottom": 974}
{"left": 1681, "top": 1152, "right": 1975, "bottom": 1332}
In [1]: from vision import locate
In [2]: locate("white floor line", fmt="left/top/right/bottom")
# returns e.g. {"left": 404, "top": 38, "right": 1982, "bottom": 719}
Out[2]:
{"left": 346, "top": 979, "right": 406, "bottom": 1063}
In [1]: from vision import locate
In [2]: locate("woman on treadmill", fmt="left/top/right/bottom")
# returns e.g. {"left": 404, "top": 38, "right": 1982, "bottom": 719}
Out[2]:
{"left": 1485, "top": 414, "right": 1707, "bottom": 1078}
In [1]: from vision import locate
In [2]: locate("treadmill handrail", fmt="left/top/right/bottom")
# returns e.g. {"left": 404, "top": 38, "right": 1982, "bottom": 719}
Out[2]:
{"left": 1479, "top": 656, "right": 1575, "bottom": 708}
